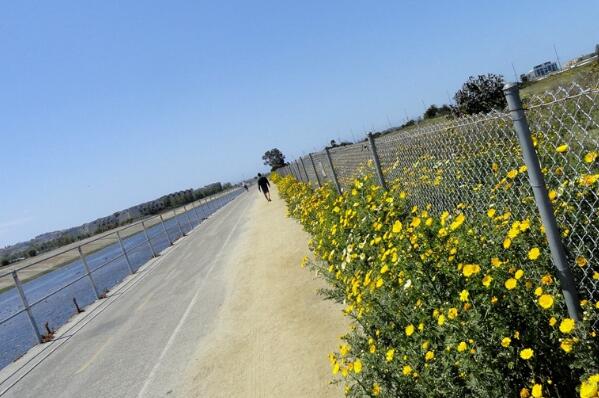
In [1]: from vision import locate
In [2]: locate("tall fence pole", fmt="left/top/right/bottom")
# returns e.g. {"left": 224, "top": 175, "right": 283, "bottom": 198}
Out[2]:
{"left": 309, "top": 153, "right": 322, "bottom": 188}
{"left": 12, "top": 271, "right": 42, "bottom": 343}
{"left": 159, "top": 214, "right": 173, "bottom": 246}
{"left": 142, "top": 221, "right": 157, "bottom": 257}
{"left": 294, "top": 160, "right": 303, "bottom": 182}
{"left": 191, "top": 201, "right": 201, "bottom": 223}
{"left": 116, "top": 231, "right": 134, "bottom": 274}
{"left": 183, "top": 205, "right": 194, "bottom": 230}
{"left": 299, "top": 157, "right": 311, "bottom": 185}
{"left": 78, "top": 246, "right": 101, "bottom": 299}
{"left": 367, "top": 133, "right": 387, "bottom": 190}
{"left": 504, "top": 82, "right": 581, "bottom": 321}
{"left": 174, "top": 210, "right": 185, "bottom": 237}
{"left": 324, "top": 148, "right": 342, "bottom": 195}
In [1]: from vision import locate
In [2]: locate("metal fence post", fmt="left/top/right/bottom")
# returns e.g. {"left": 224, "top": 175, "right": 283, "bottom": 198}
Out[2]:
{"left": 183, "top": 205, "right": 194, "bottom": 230}
{"left": 191, "top": 201, "right": 201, "bottom": 223}
{"left": 159, "top": 214, "right": 173, "bottom": 245}
{"left": 299, "top": 157, "right": 311, "bottom": 185}
{"left": 324, "top": 148, "right": 342, "bottom": 195}
{"left": 12, "top": 271, "right": 42, "bottom": 343}
{"left": 309, "top": 153, "right": 322, "bottom": 188}
{"left": 142, "top": 221, "right": 157, "bottom": 257}
{"left": 504, "top": 82, "right": 581, "bottom": 321}
{"left": 367, "top": 133, "right": 388, "bottom": 190}
{"left": 174, "top": 210, "right": 185, "bottom": 237}
{"left": 116, "top": 231, "right": 134, "bottom": 274}
{"left": 77, "top": 246, "right": 101, "bottom": 299}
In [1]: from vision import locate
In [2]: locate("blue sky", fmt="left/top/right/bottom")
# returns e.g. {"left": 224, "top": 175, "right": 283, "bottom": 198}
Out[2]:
{"left": 1, "top": 1, "right": 597, "bottom": 246}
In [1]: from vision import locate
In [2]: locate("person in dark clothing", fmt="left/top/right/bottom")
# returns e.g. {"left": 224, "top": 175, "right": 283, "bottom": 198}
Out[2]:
{"left": 257, "top": 173, "right": 271, "bottom": 202}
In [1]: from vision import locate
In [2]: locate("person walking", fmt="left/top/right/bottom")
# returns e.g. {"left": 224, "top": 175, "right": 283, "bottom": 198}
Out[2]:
{"left": 257, "top": 173, "right": 271, "bottom": 202}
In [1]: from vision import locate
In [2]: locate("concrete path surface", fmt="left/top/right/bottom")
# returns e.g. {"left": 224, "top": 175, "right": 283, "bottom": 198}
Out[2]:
{"left": 0, "top": 187, "right": 346, "bottom": 398}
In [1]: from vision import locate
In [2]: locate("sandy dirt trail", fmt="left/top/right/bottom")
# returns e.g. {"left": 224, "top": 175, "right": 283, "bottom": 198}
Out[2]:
{"left": 183, "top": 188, "right": 347, "bottom": 397}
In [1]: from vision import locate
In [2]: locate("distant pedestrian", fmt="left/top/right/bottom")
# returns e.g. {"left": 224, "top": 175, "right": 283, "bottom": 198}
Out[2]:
{"left": 257, "top": 173, "right": 271, "bottom": 202}
{"left": 243, "top": 183, "right": 249, "bottom": 192}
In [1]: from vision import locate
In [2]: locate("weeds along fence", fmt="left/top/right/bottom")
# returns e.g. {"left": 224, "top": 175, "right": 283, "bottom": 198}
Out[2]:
{"left": 278, "top": 81, "right": 599, "bottom": 320}
{"left": 0, "top": 188, "right": 243, "bottom": 370}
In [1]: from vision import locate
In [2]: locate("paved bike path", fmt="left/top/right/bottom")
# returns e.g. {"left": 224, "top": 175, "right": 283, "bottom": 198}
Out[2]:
{"left": 0, "top": 191, "right": 254, "bottom": 398}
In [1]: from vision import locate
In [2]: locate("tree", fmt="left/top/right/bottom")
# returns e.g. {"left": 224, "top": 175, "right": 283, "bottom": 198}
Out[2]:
{"left": 423, "top": 105, "right": 439, "bottom": 119}
{"left": 454, "top": 74, "right": 507, "bottom": 115}
{"left": 262, "top": 148, "right": 286, "bottom": 171}
{"left": 27, "top": 249, "right": 37, "bottom": 258}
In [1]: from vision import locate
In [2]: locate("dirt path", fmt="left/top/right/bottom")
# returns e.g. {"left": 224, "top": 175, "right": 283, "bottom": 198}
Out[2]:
{"left": 183, "top": 188, "right": 346, "bottom": 397}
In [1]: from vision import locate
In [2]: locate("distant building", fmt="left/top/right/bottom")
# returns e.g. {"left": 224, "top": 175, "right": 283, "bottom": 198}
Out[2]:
{"left": 520, "top": 61, "right": 559, "bottom": 82}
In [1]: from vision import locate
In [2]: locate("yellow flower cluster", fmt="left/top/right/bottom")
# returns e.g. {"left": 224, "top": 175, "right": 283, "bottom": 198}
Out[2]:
{"left": 273, "top": 172, "right": 599, "bottom": 397}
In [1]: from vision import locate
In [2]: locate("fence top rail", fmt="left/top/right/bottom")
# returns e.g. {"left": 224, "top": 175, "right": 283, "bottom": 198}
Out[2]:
{"left": 0, "top": 187, "right": 241, "bottom": 279}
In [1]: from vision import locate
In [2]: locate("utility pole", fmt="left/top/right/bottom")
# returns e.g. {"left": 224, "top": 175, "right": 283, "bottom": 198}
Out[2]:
{"left": 511, "top": 62, "right": 519, "bottom": 82}
{"left": 553, "top": 43, "right": 562, "bottom": 69}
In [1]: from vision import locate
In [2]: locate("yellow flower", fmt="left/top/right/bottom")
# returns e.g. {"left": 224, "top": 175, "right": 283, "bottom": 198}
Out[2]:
{"left": 579, "top": 174, "right": 599, "bottom": 186}
{"left": 501, "top": 337, "right": 511, "bottom": 347}
{"left": 385, "top": 348, "right": 395, "bottom": 362}
{"left": 520, "top": 348, "right": 534, "bottom": 360}
{"left": 507, "top": 169, "right": 518, "bottom": 179}
{"left": 459, "top": 290, "right": 469, "bottom": 302}
{"left": 491, "top": 257, "right": 502, "bottom": 267}
{"left": 392, "top": 220, "right": 402, "bottom": 233}
{"left": 515, "top": 269, "right": 524, "bottom": 280}
{"left": 534, "top": 287, "right": 543, "bottom": 296}
{"left": 531, "top": 384, "right": 543, "bottom": 398}
{"left": 375, "top": 277, "right": 384, "bottom": 288}
{"left": 437, "top": 314, "right": 446, "bottom": 326}
{"left": 450, "top": 214, "right": 465, "bottom": 231}
{"left": 584, "top": 151, "right": 597, "bottom": 163}
{"left": 559, "top": 318, "right": 575, "bottom": 334}
{"left": 447, "top": 307, "right": 458, "bottom": 319}
{"left": 548, "top": 190, "right": 557, "bottom": 201}
{"left": 482, "top": 274, "right": 493, "bottom": 287}
{"left": 528, "top": 247, "right": 541, "bottom": 260}
{"left": 505, "top": 278, "right": 518, "bottom": 290}
{"left": 520, "top": 387, "right": 531, "bottom": 398}
{"left": 462, "top": 264, "right": 481, "bottom": 277}
{"left": 353, "top": 359, "right": 363, "bottom": 374}
{"left": 372, "top": 383, "right": 381, "bottom": 396}
{"left": 538, "top": 294, "right": 554, "bottom": 309}
{"left": 405, "top": 324, "right": 415, "bottom": 336}
{"left": 541, "top": 274, "right": 553, "bottom": 285}
{"left": 411, "top": 217, "right": 421, "bottom": 228}
{"left": 560, "top": 338, "right": 574, "bottom": 353}
{"left": 424, "top": 350, "right": 435, "bottom": 361}
{"left": 549, "top": 317, "right": 557, "bottom": 326}
{"left": 402, "top": 365, "right": 412, "bottom": 376}
{"left": 457, "top": 341, "right": 467, "bottom": 352}
{"left": 519, "top": 165, "right": 528, "bottom": 173}
{"left": 487, "top": 208, "right": 496, "bottom": 218}
{"left": 580, "top": 374, "right": 599, "bottom": 398}
{"left": 380, "top": 264, "right": 389, "bottom": 274}
{"left": 340, "top": 344, "right": 350, "bottom": 356}
{"left": 503, "top": 238, "right": 512, "bottom": 249}
{"left": 576, "top": 256, "right": 588, "bottom": 267}
{"left": 556, "top": 144, "right": 569, "bottom": 153}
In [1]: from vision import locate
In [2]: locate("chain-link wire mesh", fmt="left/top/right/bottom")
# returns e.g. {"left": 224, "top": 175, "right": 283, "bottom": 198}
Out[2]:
{"left": 301, "top": 156, "right": 318, "bottom": 188}
{"left": 328, "top": 142, "right": 374, "bottom": 191}
{"left": 374, "top": 112, "right": 538, "bottom": 218}
{"left": 524, "top": 81, "right": 599, "bottom": 301}
{"left": 282, "top": 80, "right": 599, "bottom": 305}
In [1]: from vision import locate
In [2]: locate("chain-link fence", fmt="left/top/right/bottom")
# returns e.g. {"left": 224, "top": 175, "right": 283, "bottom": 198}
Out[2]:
{"left": 278, "top": 81, "right": 599, "bottom": 318}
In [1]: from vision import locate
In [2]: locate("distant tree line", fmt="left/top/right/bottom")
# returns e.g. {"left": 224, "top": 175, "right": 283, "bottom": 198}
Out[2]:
{"left": 0, "top": 182, "right": 229, "bottom": 267}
